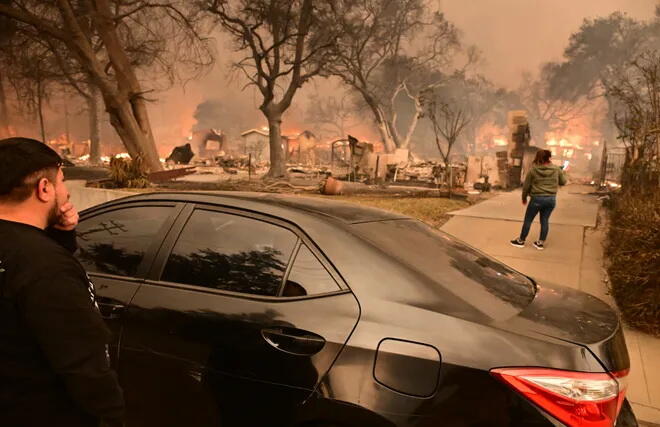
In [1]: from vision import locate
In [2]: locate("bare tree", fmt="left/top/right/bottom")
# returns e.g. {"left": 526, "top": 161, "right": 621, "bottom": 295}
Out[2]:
{"left": 45, "top": 43, "right": 105, "bottom": 164}
{"left": 0, "top": 37, "right": 56, "bottom": 142}
{"left": 204, "top": 0, "right": 337, "bottom": 178}
{"left": 1, "top": 19, "right": 108, "bottom": 162}
{"left": 305, "top": 91, "right": 357, "bottom": 139}
{"left": 326, "top": 0, "right": 464, "bottom": 153}
{"left": 423, "top": 81, "right": 473, "bottom": 189}
{"left": 456, "top": 75, "right": 504, "bottom": 154}
{"left": 0, "top": 1, "right": 213, "bottom": 172}
{"left": 518, "top": 70, "right": 588, "bottom": 145}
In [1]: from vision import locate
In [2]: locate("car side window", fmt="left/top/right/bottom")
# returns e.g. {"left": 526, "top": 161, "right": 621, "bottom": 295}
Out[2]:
{"left": 282, "top": 244, "right": 340, "bottom": 297}
{"left": 161, "top": 210, "right": 297, "bottom": 296}
{"left": 76, "top": 206, "right": 173, "bottom": 277}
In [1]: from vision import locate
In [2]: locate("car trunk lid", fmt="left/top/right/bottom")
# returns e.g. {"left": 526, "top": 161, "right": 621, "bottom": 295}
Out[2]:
{"left": 352, "top": 219, "right": 629, "bottom": 373}
{"left": 502, "top": 280, "right": 629, "bottom": 372}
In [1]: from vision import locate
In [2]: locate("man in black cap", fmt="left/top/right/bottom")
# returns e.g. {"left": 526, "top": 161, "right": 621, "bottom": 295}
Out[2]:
{"left": 0, "top": 137, "right": 124, "bottom": 427}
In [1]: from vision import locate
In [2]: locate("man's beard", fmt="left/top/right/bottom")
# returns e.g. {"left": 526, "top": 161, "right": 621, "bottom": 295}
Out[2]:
{"left": 46, "top": 196, "right": 60, "bottom": 228}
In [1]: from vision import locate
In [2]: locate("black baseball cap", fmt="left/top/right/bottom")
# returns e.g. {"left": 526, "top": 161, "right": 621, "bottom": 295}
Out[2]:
{"left": 0, "top": 137, "right": 63, "bottom": 197}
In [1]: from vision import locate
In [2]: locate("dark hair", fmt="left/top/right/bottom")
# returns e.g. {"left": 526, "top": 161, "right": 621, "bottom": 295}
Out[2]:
{"left": 533, "top": 149, "right": 552, "bottom": 165}
{"left": 0, "top": 137, "right": 62, "bottom": 203}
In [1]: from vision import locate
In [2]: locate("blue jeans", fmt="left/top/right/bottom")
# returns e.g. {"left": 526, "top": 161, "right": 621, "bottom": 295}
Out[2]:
{"left": 519, "top": 195, "right": 556, "bottom": 241}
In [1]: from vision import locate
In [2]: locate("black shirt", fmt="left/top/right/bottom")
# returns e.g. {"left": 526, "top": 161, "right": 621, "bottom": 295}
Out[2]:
{"left": 0, "top": 219, "right": 124, "bottom": 427}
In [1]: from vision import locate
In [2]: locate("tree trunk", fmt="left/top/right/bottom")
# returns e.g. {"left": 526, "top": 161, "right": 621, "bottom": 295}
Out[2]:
{"left": 371, "top": 104, "right": 396, "bottom": 152}
{"left": 385, "top": 96, "right": 422, "bottom": 152}
{"left": 90, "top": 87, "right": 161, "bottom": 173}
{"left": 0, "top": 71, "right": 10, "bottom": 138}
{"left": 37, "top": 80, "right": 46, "bottom": 143}
{"left": 102, "top": 94, "right": 160, "bottom": 169}
{"left": 359, "top": 90, "right": 396, "bottom": 152}
{"left": 376, "top": 119, "right": 396, "bottom": 153}
{"left": 265, "top": 111, "right": 287, "bottom": 178}
{"left": 130, "top": 95, "right": 161, "bottom": 169}
{"left": 91, "top": 0, "right": 162, "bottom": 172}
{"left": 398, "top": 97, "right": 423, "bottom": 151}
{"left": 86, "top": 84, "right": 101, "bottom": 164}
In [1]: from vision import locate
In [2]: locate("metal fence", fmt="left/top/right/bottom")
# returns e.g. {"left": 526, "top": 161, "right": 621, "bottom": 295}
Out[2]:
{"left": 605, "top": 147, "right": 626, "bottom": 182}
{"left": 599, "top": 145, "right": 626, "bottom": 185}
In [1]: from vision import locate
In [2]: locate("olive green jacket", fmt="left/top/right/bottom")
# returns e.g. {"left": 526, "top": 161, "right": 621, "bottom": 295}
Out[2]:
{"left": 522, "top": 164, "right": 567, "bottom": 201}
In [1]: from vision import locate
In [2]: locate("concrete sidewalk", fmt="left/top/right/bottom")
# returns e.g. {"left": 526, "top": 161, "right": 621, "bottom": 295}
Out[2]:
{"left": 448, "top": 186, "right": 600, "bottom": 227}
{"left": 440, "top": 185, "right": 660, "bottom": 426}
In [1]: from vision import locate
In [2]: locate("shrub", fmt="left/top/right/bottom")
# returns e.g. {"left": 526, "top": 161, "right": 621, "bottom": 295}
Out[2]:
{"left": 606, "top": 191, "right": 660, "bottom": 336}
{"left": 107, "top": 156, "right": 150, "bottom": 189}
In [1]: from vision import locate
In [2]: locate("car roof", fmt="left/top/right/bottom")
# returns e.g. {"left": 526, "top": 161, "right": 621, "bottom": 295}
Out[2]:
{"left": 94, "top": 191, "right": 407, "bottom": 224}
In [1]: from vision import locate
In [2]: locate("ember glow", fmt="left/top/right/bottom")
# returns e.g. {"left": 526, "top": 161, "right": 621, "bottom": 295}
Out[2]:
{"left": 544, "top": 133, "right": 598, "bottom": 158}
{"left": 475, "top": 122, "right": 509, "bottom": 151}
{"left": 494, "top": 138, "right": 508, "bottom": 146}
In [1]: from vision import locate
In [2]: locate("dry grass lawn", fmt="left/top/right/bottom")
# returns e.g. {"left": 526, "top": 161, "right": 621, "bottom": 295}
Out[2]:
{"left": 122, "top": 180, "right": 470, "bottom": 228}
{"left": 315, "top": 195, "right": 469, "bottom": 228}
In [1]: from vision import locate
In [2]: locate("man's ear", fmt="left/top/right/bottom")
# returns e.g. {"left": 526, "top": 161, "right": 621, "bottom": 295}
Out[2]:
{"left": 35, "top": 177, "right": 54, "bottom": 203}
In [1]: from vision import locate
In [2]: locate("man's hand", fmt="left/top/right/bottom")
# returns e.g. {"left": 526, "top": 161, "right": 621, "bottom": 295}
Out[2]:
{"left": 53, "top": 202, "right": 79, "bottom": 231}
{"left": 522, "top": 199, "right": 528, "bottom": 206}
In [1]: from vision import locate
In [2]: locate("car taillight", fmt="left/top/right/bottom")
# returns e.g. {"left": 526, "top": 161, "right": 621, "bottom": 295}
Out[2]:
{"left": 490, "top": 367, "right": 629, "bottom": 427}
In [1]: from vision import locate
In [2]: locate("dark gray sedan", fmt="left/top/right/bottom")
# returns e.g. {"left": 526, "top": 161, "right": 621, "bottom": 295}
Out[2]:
{"left": 75, "top": 192, "right": 635, "bottom": 427}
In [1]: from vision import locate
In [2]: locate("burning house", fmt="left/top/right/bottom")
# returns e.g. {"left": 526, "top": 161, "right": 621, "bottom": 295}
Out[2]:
{"left": 191, "top": 128, "right": 225, "bottom": 159}
{"left": 239, "top": 128, "right": 322, "bottom": 165}
{"left": 47, "top": 134, "right": 90, "bottom": 159}
{"left": 240, "top": 128, "right": 271, "bottom": 162}
{"left": 466, "top": 111, "right": 535, "bottom": 189}
{"left": 544, "top": 136, "right": 602, "bottom": 179}
{"left": 286, "top": 130, "right": 319, "bottom": 165}
{"left": 466, "top": 107, "right": 606, "bottom": 188}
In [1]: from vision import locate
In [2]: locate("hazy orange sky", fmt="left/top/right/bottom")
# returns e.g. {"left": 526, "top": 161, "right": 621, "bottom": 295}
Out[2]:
{"left": 439, "top": 0, "right": 657, "bottom": 87}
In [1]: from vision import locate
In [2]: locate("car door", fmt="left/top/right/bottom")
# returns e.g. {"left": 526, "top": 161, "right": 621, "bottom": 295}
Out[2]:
{"left": 118, "top": 204, "right": 360, "bottom": 427}
{"left": 75, "top": 202, "right": 184, "bottom": 367}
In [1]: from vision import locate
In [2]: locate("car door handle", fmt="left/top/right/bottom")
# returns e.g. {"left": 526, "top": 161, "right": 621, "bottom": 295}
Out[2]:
{"left": 261, "top": 327, "right": 326, "bottom": 356}
{"left": 98, "top": 302, "right": 125, "bottom": 320}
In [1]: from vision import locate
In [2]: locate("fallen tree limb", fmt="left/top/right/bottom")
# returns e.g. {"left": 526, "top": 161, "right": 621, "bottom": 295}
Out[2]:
{"left": 320, "top": 177, "right": 467, "bottom": 198}
{"left": 264, "top": 181, "right": 319, "bottom": 191}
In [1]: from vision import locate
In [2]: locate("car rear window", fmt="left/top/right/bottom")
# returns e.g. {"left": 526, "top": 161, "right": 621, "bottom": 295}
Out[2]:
{"left": 76, "top": 206, "right": 174, "bottom": 277}
{"left": 353, "top": 220, "right": 536, "bottom": 320}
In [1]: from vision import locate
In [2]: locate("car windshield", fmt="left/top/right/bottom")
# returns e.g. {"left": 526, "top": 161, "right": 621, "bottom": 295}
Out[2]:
{"left": 353, "top": 220, "right": 536, "bottom": 320}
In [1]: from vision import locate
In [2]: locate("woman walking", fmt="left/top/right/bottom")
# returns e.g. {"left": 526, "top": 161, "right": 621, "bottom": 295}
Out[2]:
{"left": 510, "top": 149, "right": 566, "bottom": 250}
